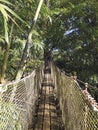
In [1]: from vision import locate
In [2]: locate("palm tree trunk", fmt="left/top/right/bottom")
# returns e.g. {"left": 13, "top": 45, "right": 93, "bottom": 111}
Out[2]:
{"left": 15, "top": 0, "right": 44, "bottom": 80}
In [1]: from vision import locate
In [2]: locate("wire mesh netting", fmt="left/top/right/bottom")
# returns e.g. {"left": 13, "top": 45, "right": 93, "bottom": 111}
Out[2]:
{"left": 0, "top": 63, "right": 98, "bottom": 130}
{"left": 51, "top": 63, "right": 98, "bottom": 130}
{"left": 0, "top": 67, "right": 43, "bottom": 130}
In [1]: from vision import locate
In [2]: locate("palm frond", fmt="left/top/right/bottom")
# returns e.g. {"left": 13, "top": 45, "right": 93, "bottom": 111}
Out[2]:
{"left": 3, "top": 15, "right": 9, "bottom": 43}
{"left": 1, "top": 4, "right": 25, "bottom": 23}
{"left": 0, "top": 4, "right": 8, "bottom": 20}
{"left": 8, "top": 15, "right": 24, "bottom": 32}
{"left": 0, "top": 0, "right": 13, "bottom": 5}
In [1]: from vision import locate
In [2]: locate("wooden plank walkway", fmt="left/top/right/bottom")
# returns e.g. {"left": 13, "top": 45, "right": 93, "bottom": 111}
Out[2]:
{"left": 29, "top": 67, "right": 64, "bottom": 130}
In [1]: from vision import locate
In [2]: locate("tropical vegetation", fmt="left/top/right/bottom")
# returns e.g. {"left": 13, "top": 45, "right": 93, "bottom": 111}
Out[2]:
{"left": 0, "top": 0, "right": 98, "bottom": 101}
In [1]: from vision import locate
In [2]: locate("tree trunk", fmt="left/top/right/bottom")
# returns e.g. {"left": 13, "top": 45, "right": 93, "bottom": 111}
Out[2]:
{"left": 44, "top": 48, "right": 51, "bottom": 68}
{"left": 0, "top": 43, "right": 10, "bottom": 84}
{"left": 0, "top": 20, "right": 16, "bottom": 84}
{"left": 15, "top": 0, "right": 44, "bottom": 80}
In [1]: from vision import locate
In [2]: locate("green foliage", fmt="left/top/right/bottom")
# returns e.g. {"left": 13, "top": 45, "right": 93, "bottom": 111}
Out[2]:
{"left": 24, "top": 59, "right": 43, "bottom": 75}
{"left": 0, "top": 0, "right": 26, "bottom": 43}
{"left": 50, "top": 0, "right": 98, "bottom": 101}
{"left": 0, "top": 0, "right": 98, "bottom": 100}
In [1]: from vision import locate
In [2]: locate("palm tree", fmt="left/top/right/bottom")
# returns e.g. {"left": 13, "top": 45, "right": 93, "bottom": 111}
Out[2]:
{"left": 15, "top": 0, "right": 44, "bottom": 80}
{"left": 0, "top": 0, "right": 25, "bottom": 83}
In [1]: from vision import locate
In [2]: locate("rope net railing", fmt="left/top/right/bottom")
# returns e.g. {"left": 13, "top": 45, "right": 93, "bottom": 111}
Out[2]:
{"left": 51, "top": 63, "right": 98, "bottom": 130}
{"left": 0, "top": 66, "right": 43, "bottom": 130}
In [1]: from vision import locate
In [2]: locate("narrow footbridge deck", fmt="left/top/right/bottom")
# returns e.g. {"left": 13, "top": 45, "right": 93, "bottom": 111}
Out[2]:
{"left": 0, "top": 63, "right": 98, "bottom": 130}
{"left": 32, "top": 67, "right": 63, "bottom": 130}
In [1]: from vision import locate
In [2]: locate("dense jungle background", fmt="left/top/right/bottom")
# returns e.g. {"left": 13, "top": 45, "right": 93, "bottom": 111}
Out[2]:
{"left": 0, "top": 0, "right": 98, "bottom": 102}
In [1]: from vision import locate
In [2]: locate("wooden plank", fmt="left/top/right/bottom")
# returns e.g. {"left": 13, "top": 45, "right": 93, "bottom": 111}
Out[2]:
{"left": 33, "top": 71, "right": 63, "bottom": 130}
{"left": 43, "top": 103, "right": 50, "bottom": 130}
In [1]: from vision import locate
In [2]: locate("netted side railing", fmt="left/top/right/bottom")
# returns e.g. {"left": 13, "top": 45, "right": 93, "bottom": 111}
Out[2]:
{"left": 51, "top": 63, "right": 98, "bottom": 130}
{"left": 0, "top": 67, "right": 43, "bottom": 130}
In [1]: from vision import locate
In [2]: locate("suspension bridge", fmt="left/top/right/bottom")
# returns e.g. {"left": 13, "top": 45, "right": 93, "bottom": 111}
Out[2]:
{"left": 0, "top": 61, "right": 98, "bottom": 130}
